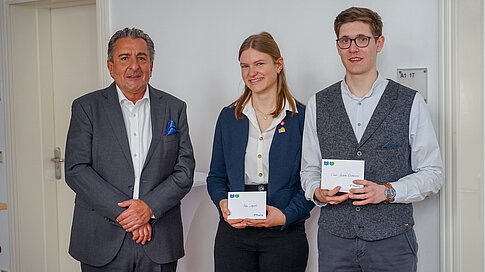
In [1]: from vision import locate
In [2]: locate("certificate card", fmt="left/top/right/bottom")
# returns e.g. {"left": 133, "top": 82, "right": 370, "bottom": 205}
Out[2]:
{"left": 321, "top": 159, "right": 365, "bottom": 193}
{"left": 227, "top": 192, "right": 266, "bottom": 219}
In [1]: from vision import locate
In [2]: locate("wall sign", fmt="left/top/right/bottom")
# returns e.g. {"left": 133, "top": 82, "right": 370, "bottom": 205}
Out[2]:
{"left": 396, "top": 68, "right": 428, "bottom": 102}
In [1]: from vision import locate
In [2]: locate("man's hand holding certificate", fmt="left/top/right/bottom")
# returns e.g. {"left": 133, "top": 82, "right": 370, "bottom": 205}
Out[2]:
{"left": 321, "top": 159, "right": 365, "bottom": 193}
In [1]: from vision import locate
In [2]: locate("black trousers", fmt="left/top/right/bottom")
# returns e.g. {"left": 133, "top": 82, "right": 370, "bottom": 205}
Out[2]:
{"left": 214, "top": 219, "right": 309, "bottom": 272}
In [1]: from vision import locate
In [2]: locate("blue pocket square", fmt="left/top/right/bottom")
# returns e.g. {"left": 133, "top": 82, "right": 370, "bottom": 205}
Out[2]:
{"left": 165, "top": 120, "right": 179, "bottom": 136}
{"left": 382, "top": 141, "right": 397, "bottom": 149}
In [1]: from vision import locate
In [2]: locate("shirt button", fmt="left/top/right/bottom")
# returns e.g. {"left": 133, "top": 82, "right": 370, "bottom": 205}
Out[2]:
{"left": 259, "top": 137, "right": 263, "bottom": 141}
{"left": 133, "top": 153, "right": 137, "bottom": 157}
{"left": 134, "top": 133, "right": 137, "bottom": 136}
{"left": 258, "top": 173, "right": 263, "bottom": 177}
{"left": 357, "top": 123, "right": 361, "bottom": 126}
{"left": 133, "top": 114, "right": 136, "bottom": 117}
{"left": 356, "top": 207, "right": 361, "bottom": 212}
{"left": 257, "top": 154, "right": 262, "bottom": 159}
{"left": 358, "top": 102, "right": 362, "bottom": 106}
{"left": 357, "top": 151, "right": 362, "bottom": 156}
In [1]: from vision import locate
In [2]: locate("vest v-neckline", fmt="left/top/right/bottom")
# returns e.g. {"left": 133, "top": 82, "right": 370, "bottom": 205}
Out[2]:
{"left": 336, "top": 80, "right": 398, "bottom": 147}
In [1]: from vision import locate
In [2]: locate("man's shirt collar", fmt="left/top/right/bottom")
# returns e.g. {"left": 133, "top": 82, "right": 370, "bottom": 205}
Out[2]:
{"left": 341, "top": 73, "right": 387, "bottom": 101}
{"left": 116, "top": 85, "right": 150, "bottom": 104}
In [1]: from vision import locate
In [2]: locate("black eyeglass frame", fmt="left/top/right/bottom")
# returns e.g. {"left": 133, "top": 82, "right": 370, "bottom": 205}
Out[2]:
{"left": 336, "top": 35, "right": 381, "bottom": 49}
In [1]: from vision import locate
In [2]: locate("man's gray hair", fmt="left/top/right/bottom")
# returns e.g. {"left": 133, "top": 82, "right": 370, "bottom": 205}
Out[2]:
{"left": 108, "top": 27, "right": 155, "bottom": 62}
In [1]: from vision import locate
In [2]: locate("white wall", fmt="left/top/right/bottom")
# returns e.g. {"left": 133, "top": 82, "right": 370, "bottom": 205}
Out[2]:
{"left": 108, "top": 1, "right": 440, "bottom": 271}
{"left": 0, "top": 22, "right": 11, "bottom": 271}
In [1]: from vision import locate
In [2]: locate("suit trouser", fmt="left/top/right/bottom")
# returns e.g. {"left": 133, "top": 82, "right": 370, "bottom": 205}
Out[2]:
{"left": 80, "top": 232, "right": 177, "bottom": 272}
{"left": 214, "top": 219, "right": 309, "bottom": 272}
{"left": 318, "top": 225, "right": 418, "bottom": 272}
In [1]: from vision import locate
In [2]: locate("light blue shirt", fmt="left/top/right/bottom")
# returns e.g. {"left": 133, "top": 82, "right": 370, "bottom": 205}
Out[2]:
{"left": 300, "top": 74, "right": 444, "bottom": 206}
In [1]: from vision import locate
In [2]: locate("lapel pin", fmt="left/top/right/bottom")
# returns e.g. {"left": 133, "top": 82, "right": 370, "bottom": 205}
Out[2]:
{"left": 278, "top": 121, "right": 285, "bottom": 133}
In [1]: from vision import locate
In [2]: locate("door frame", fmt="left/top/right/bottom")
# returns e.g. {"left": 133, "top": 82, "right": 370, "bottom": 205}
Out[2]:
{"left": 439, "top": 0, "right": 458, "bottom": 270}
{"left": 0, "top": 0, "right": 109, "bottom": 271}
{"left": 439, "top": 0, "right": 485, "bottom": 271}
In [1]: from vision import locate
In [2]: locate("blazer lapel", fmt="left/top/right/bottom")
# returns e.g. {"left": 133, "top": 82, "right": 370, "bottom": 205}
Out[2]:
{"left": 269, "top": 111, "right": 291, "bottom": 160}
{"left": 231, "top": 115, "right": 249, "bottom": 191}
{"left": 268, "top": 111, "right": 293, "bottom": 192}
{"left": 143, "top": 85, "right": 165, "bottom": 169}
{"left": 102, "top": 83, "right": 134, "bottom": 170}
{"left": 358, "top": 80, "right": 398, "bottom": 147}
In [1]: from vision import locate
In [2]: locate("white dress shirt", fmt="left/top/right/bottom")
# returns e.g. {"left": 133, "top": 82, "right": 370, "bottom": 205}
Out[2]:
{"left": 300, "top": 74, "right": 444, "bottom": 206}
{"left": 117, "top": 86, "right": 152, "bottom": 199}
{"left": 243, "top": 99, "right": 296, "bottom": 185}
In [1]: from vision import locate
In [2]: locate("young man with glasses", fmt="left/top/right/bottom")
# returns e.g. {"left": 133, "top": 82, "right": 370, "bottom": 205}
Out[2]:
{"left": 300, "top": 7, "right": 444, "bottom": 272}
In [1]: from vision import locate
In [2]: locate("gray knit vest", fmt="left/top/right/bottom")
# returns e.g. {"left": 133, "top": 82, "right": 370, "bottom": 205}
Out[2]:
{"left": 316, "top": 79, "right": 416, "bottom": 241}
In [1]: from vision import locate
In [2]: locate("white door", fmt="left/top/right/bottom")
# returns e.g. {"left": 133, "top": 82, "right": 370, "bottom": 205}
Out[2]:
{"left": 7, "top": 3, "right": 98, "bottom": 271}
{"left": 51, "top": 5, "right": 98, "bottom": 272}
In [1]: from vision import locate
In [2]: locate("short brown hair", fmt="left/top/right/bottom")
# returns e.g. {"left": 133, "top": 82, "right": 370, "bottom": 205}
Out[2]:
{"left": 334, "top": 7, "right": 383, "bottom": 38}
{"left": 232, "top": 32, "right": 297, "bottom": 120}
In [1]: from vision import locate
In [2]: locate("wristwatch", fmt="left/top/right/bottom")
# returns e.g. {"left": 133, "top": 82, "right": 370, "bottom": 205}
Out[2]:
{"left": 384, "top": 183, "right": 396, "bottom": 202}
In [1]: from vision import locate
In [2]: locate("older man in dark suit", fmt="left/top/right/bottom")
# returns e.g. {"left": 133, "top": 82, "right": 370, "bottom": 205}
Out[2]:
{"left": 65, "top": 27, "right": 195, "bottom": 271}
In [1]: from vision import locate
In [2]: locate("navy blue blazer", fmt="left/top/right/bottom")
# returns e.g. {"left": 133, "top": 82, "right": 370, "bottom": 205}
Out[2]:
{"left": 206, "top": 102, "right": 314, "bottom": 228}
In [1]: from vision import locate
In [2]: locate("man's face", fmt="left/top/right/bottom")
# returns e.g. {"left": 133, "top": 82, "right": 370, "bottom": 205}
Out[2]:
{"left": 337, "top": 21, "right": 384, "bottom": 77}
{"left": 107, "top": 38, "right": 153, "bottom": 96}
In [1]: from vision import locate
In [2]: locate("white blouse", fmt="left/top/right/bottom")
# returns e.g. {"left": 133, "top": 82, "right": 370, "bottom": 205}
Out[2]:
{"left": 242, "top": 99, "right": 297, "bottom": 185}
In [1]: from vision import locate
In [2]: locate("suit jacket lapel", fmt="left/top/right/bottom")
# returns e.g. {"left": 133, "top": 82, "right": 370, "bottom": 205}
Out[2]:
{"left": 102, "top": 83, "right": 134, "bottom": 170}
{"left": 358, "top": 80, "right": 398, "bottom": 147}
{"left": 143, "top": 85, "right": 166, "bottom": 169}
{"left": 231, "top": 115, "right": 249, "bottom": 191}
{"left": 268, "top": 111, "right": 293, "bottom": 192}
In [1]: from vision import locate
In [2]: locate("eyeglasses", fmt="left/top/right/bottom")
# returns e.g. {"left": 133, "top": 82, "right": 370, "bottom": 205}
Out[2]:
{"left": 336, "top": 35, "right": 380, "bottom": 49}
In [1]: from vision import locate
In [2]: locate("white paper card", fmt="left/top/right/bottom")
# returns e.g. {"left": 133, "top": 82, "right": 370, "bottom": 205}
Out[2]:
{"left": 321, "top": 159, "right": 365, "bottom": 193}
{"left": 227, "top": 192, "right": 266, "bottom": 219}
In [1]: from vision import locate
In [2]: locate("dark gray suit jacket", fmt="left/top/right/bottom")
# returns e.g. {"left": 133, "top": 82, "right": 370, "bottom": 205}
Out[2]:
{"left": 65, "top": 83, "right": 195, "bottom": 266}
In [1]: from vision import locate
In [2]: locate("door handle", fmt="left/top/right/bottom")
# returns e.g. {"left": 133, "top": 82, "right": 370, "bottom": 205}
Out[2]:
{"left": 51, "top": 147, "right": 65, "bottom": 180}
